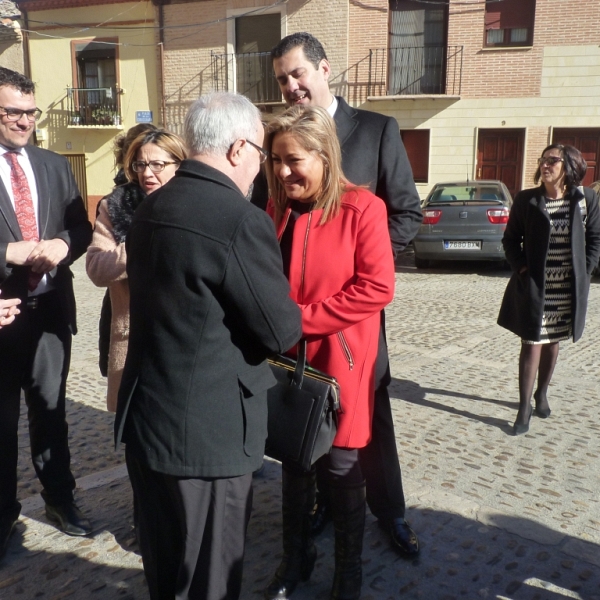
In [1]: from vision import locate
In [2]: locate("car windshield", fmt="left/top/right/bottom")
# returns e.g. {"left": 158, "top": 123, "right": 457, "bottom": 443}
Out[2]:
{"left": 428, "top": 185, "right": 505, "bottom": 204}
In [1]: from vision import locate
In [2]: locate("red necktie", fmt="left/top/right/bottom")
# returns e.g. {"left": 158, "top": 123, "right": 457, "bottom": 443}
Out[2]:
{"left": 5, "top": 151, "right": 42, "bottom": 291}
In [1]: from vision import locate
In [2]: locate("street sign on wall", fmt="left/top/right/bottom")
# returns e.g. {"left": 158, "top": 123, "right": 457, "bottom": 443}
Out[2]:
{"left": 135, "top": 111, "right": 153, "bottom": 123}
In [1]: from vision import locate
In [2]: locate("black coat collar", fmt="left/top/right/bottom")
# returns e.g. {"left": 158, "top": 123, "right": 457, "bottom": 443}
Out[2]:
{"left": 176, "top": 159, "right": 244, "bottom": 197}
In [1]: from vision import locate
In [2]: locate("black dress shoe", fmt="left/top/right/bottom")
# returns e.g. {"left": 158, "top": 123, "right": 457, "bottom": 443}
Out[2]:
{"left": 45, "top": 502, "right": 92, "bottom": 536}
{"left": 513, "top": 405, "right": 533, "bottom": 436}
{"left": 385, "top": 518, "right": 419, "bottom": 557}
{"left": 533, "top": 392, "right": 551, "bottom": 418}
{"left": 0, "top": 516, "right": 18, "bottom": 560}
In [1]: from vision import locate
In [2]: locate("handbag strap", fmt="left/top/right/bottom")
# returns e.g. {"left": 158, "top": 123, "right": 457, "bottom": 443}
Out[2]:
{"left": 292, "top": 339, "right": 307, "bottom": 388}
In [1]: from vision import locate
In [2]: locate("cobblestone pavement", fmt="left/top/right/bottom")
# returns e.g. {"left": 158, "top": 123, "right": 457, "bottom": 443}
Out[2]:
{"left": 1, "top": 250, "right": 600, "bottom": 599}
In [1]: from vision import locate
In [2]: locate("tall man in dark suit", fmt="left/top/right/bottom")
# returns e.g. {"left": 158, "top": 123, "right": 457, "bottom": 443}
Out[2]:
{"left": 0, "top": 68, "right": 93, "bottom": 559}
{"left": 266, "top": 32, "right": 423, "bottom": 557}
{"left": 115, "top": 91, "right": 302, "bottom": 600}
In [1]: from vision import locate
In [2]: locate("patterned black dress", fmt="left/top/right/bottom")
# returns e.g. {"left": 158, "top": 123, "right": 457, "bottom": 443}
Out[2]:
{"left": 524, "top": 197, "right": 572, "bottom": 344}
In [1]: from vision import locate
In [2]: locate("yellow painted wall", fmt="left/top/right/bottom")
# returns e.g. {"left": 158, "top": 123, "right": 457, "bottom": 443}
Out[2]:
{"left": 26, "top": 1, "right": 158, "bottom": 200}
{"left": 366, "top": 46, "right": 600, "bottom": 199}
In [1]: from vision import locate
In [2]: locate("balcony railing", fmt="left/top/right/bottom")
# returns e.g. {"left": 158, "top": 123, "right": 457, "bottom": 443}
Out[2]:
{"left": 211, "top": 51, "right": 281, "bottom": 104}
{"left": 66, "top": 86, "right": 122, "bottom": 126}
{"left": 367, "top": 45, "right": 463, "bottom": 97}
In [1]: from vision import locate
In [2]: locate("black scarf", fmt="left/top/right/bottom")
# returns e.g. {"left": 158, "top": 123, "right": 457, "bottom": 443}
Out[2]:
{"left": 106, "top": 182, "right": 147, "bottom": 244}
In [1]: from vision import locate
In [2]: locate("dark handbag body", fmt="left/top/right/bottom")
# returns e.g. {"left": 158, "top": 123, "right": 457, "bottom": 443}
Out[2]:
{"left": 265, "top": 340, "right": 340, "bottom": 471}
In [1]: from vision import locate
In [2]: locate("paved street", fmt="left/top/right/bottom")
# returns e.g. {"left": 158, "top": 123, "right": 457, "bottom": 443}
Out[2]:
{"left": 1, "top": 250, "right": 600, "bottom": 600}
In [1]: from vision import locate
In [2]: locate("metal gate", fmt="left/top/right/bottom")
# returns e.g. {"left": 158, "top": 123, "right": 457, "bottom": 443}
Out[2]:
{"left": 63, "top": 153, "right": 88, "bottom": 210}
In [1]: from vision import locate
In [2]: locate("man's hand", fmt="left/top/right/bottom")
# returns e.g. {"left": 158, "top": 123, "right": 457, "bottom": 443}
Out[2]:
{"left": 6, "top": 240, "right": 38, "bottom": 265}
{"left": 27, "top": 239, "right": 69, "bottom": 274}
{"left": 0, "top": 295, "right": 21, "bottom": 329}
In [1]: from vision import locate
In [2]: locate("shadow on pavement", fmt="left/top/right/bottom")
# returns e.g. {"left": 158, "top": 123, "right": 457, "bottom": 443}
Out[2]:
{"left": 2, "top": 455, "right": 599, "bottom": 599}
{"left": 395, "top": 247, "right": 512, "bottom": 279}
{"left": 0, "top": 476, "right": 145, "bottom": 599}
{"left": 247, "top": 461, "right": 600, "bottom": 599}
{"left": 390, "top": 377, "right": 516, "bottom": 434}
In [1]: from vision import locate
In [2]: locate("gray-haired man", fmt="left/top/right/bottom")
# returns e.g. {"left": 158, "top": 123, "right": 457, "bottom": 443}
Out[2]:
{"left": 115, "top": 92, "right": 302, "bottom": 600}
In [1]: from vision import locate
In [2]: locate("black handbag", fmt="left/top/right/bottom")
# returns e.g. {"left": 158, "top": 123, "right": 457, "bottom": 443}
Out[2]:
{"left": 265, "top": 340, "right": 341, "bottom": 471}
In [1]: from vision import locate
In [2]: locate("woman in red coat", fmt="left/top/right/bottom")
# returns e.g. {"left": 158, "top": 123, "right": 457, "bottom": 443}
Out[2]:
{"left": 263, "top": 106, "right": 395, "bottom": 600}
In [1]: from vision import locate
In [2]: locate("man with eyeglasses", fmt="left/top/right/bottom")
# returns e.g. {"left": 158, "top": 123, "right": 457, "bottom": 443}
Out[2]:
{"left": 0, "top": 67, "right": 92, "bottom": 560}
{"left": 115, "top": 91, "right": 301, "bottom": 600}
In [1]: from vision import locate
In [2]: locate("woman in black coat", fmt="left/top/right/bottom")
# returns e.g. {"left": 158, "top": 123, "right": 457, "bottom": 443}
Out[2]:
{"left": 498, "top": 144, "right": 600, "bottom": 435}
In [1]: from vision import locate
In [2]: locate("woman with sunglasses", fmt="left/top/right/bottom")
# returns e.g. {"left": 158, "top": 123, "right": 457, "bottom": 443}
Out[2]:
{"left": 498, "top": 144, "right": 600, "bottom": 435}
{"left": 87, "top": 129, "right": 187, "bottom": 411}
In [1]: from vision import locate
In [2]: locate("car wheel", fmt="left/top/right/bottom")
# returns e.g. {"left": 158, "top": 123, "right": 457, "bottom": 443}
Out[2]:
{"left": 414, "top": 256, "right": 429, "bottom": 269}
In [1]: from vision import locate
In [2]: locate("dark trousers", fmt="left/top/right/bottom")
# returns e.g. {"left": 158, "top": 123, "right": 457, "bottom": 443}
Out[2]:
{"left": 0, "top": 291, "right": 75, "bottom": 518}
{"left": 359, "top": 384, "right": 405, "bottom": 521}
{"left": 126, "top": 448, "right": 253, "bottom": 600}
{"left": 316, "top": 311, "right": 406, "bottom": 522}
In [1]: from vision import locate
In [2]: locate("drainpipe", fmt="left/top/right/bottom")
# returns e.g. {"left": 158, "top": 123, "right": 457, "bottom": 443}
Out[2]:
{"left": 159, "top": 3, "right": 166, "bottom": 127}
{"left": 21, "top": 9, "right": 31, "bottom": 78}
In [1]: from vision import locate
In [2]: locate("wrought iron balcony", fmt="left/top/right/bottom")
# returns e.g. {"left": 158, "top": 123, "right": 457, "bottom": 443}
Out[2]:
{"left": 211, "top": 51, "right": 281, "bottom": 104}
{"left": 367, "top": 45, "right": 463, "bottom": 97}
{"left": 66, "top": 86, "right": 122, "bottom": 126}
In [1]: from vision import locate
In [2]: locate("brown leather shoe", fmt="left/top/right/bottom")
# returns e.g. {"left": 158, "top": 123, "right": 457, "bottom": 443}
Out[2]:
{"left": 45, "top": 502, "right": 92, "bottom": 536}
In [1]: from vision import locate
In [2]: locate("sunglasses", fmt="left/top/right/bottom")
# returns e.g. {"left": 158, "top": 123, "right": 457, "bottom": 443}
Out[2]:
{"left": 537, "top": 156, "right": 564, "bottom": 167}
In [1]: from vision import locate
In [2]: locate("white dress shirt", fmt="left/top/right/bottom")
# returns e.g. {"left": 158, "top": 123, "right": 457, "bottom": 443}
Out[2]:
{"left": 0, "top": 145, "right": 51, "bottom": 295}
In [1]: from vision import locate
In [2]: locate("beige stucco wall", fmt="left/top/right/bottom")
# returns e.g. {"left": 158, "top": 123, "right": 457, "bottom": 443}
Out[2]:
{"left": 367, "top": 45, "right": 600, "bottom": 199}
{"left": 0, "top": 30, "right": 24, "bottom": 73}
{"left": 26, "top": 1, "right": 159, "bottom": 201}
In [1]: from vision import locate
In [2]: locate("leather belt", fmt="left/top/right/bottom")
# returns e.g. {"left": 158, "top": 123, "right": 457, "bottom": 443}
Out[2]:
{"left": 26, "top": 291, "right": 56, "bottom": 310}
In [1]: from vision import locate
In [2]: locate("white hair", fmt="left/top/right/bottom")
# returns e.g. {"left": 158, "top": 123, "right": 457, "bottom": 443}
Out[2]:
{"left": 184, "top": 92, "right": 261, "bottom": 156}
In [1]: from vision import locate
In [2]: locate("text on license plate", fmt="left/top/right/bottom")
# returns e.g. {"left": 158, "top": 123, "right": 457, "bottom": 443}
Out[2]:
{"left": 444, "top": 240, "right": 481, "bottom": 250}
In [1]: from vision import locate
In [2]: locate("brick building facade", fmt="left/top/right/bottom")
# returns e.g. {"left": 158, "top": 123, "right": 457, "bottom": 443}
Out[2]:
{"left": 14, "top": 0, "right": 600, "bottom": 202}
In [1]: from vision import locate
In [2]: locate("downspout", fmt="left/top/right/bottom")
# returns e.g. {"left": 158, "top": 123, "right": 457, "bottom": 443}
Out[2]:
{"left": 21, "top": 9, "right": 32, "bottom": 79}
{"left": 159, "top": 2, "right": 166, "bottom": 127}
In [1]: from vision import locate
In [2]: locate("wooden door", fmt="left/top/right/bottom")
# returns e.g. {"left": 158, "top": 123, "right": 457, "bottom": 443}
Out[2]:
{"left": 553, "top": 128, "right": 600, "bottom": 186}
{"left": 477, "top": 129, "right": 524, "bottom": 197}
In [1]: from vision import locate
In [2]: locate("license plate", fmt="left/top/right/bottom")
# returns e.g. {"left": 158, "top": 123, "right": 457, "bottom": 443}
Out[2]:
{"left": 444, "top": 240, "right": 481, "bottom": 250}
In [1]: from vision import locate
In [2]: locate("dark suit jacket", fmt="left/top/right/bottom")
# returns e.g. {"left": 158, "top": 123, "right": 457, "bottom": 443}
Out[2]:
{"left": 252, "top": 97, "right": 422, "bottom": 254}
{"left": 115, "top": 159, "right": 302, "bottom": 479}
{"left": 333, "top": 97, "right": 422, "bottom": 254}
{"left": 0, "top": 145, "right": 92, "bottom": 333}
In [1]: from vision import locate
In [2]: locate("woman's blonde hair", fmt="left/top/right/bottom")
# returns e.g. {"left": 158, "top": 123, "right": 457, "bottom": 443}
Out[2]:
{"left": 123, "top": 129, "right": 188, "bottom": 183}
{"left": 113, "top": 123, "right": 158, "bottom": 169}
{"left": 265, "top": 105, "right": 350, "bottom": 225}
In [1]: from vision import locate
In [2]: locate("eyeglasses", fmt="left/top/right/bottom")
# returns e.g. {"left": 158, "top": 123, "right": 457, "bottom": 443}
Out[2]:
{"left": 245, "top": 139, "right": 268, "bottom": 164}
{"left": 0, "top": 106, "right": 42, "bottom": 122}
{"left": 131, "top": 160, "right": 179, "bottom": 173}
{"left": 537, "top": 156, "right": 564, "bottom": 167}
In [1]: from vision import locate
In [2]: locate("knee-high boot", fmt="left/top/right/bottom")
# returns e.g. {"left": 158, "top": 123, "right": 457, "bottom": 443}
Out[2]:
{"left": 264, "top": 466, "right": 317, "bottom": 600}
{"left": 330, "top": 481, "right": 366, "bottom": 600}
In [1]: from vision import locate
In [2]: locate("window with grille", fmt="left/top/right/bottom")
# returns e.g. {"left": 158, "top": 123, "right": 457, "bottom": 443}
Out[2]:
{"left": 71, "top": 40, "right": 120, "bottom": 126}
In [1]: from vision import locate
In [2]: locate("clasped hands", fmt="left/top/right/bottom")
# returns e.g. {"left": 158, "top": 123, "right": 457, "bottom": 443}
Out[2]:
{"left": 6, "top": 238, "right": 69, "bottom": 274}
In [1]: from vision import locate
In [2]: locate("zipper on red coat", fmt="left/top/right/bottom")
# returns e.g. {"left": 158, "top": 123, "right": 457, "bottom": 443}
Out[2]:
{"left": 337, "top": 331, "right": 354, "bottom": 370}
{"left": 278, "top": 209, "right": 292, "bottom": 242}
{"left": 299, "top": 210, "right": 312, "bottom": 304}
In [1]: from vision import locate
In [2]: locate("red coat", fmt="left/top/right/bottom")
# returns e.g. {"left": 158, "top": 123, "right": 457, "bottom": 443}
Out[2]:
{"left": 270, "top": 188, "right": 395, "bottom": 448}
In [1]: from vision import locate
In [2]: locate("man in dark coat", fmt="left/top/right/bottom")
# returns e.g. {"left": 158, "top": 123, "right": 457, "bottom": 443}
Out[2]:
{"left": 258, "top": 32, "right": 423, "bottom": 557}
{"left": 115, "top": 91, "right": 302, "bottom": 600}
{"left": 0, "top": 68, "right": 93, "bottom": 560}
